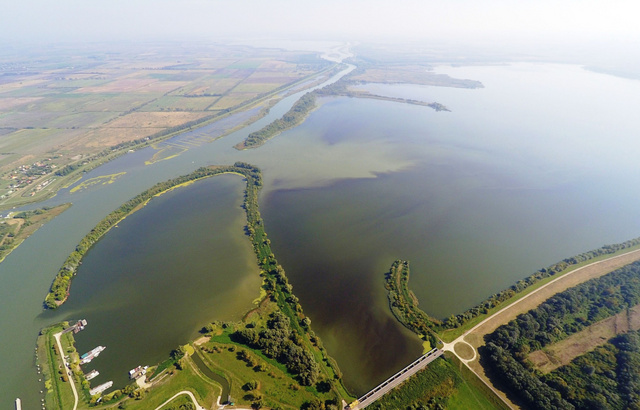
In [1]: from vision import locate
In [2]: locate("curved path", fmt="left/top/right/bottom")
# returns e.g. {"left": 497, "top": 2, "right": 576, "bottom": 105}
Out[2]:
{"left": 440, "top": 248, "right": 640, "bottom": 409}
{"left": 53, "top": 332, "right": 78, "bottom": 410}
{"left": 154, "top": 390, "right": 205, "bottom": 410}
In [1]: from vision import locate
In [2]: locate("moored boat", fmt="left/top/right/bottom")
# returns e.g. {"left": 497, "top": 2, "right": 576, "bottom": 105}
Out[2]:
{"left": 89, "top": 380, "right": 113, "bottom": 396}
{"left": 84, "top": 369, "right": 99, "bottom": 381}
{"left": 80, "top": 346, "right": 105, "bottom": 365}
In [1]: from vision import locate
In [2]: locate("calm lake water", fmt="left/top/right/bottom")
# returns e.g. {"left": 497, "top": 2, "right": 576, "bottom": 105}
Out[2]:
{"left": 2, "top": 62, "right": 640, "bottom": 405}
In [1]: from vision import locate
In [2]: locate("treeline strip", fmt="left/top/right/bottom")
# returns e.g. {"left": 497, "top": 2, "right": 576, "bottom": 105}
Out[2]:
{"left": 235, "top": 91, "right": 317, "bottom": 150}
{"left": 44, "top": 163, "right": 257, "bottom": 309}
{"left": 542, "top": 333, "right": 640, "bottom": 409}
{"left": 384, "top": 260, "right": 440, "bottom": 347}
{"left": 314, "top": 67, "right": 450, "bottom": 111}
{"left": 443, "top": 237, "right": 640, "bottom": 330}
{"left": 235, "top": 163, "right": 347, "bottom": 390}
{"left": 483, "top": 261, "right": 640, "bottom": 409}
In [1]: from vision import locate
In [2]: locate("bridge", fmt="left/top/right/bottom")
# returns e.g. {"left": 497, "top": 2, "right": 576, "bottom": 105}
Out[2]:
{"left": 345, "top": 348, "right": 443, "bottom": 410}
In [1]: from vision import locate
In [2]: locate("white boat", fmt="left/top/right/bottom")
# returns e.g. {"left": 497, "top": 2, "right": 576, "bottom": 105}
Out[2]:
{"left": 80, "top": 346, "right": 105, "bottom": 365}
{"left": 89, "top": 380, "right": 113, "bottom": 396}
{"left": 129, "top": 365, "right": 148, "bottom": 380}
{"left": 85, "top": 369, "right": 99, "bottom": 381}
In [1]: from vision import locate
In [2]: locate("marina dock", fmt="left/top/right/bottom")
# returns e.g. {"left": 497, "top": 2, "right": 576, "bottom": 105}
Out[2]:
{"left": 89, "top": 380, "right": 113, "bottom": 396}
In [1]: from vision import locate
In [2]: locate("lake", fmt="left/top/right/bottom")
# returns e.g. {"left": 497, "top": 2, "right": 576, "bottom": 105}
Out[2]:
{"left": 2, "top": 62, "right": 640, "bottom": 405}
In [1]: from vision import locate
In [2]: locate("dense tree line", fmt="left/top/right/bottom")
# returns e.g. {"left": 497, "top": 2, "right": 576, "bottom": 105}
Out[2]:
{"left": 234, "top": 311, "right": 320, "bottom": 385}
{"left": 484, "top": 343, "right": 574, "bottom": 409}
{"left": 444, "top": 237, "right": 640, "bottom": 329}
{"left": 384, "top": 260, "right": 440, "bottom": 347}
{"left": 483, "top": 261, "right": 640, "bottom": 409}
{"left": 235, "top": 163, "right": 345, "bottom": 389}
{"left": 237, "top": 92, "right": 317, "bottom": 149}
{"left": 540, "top": 332, "right": 640, "bottom": 410}
{"left": 44, "top": 163, "right": 259, "bottom": 309}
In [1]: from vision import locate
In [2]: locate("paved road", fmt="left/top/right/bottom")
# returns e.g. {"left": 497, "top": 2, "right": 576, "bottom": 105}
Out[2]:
{"left": 440, "top": 248, "right": 640, "bottom": 409}
{"left": 53, "top": 332, "right": 78, "bottom": 410}
{"left": 154, "top": 390, "right": 206, "bottom": 410}
{"left": 347, "top": 348, "right": 443, "bottom": 410}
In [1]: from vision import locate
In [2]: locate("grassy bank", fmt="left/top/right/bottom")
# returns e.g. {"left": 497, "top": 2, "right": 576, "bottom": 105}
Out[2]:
{"left": 366, "top": 354, "right": 506, "bottom": 410}
{"left": 440, "top": 239, "right": 640, "bottom": 342}
{"left": 0, "top": 203, "right": 71, "bottom": 264}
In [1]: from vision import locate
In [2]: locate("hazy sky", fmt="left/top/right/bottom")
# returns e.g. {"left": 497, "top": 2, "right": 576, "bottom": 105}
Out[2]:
{"left": 3, "top": 0, "right": 639, "bottom": 46}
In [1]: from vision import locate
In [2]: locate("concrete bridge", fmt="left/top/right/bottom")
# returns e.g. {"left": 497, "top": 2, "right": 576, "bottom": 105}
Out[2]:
{"left": 346, "top": 348, "right": 443, "bottom": 410}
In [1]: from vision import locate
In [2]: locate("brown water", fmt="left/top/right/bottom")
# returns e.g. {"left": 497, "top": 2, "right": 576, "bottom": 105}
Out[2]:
{"left": 3, "top": 63, "right": 640, "bottom": 405}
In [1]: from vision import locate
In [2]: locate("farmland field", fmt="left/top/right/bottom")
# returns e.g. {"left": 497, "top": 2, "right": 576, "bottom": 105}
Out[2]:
{"left": 0, "top": 42, "right": 332, "bottom": 209}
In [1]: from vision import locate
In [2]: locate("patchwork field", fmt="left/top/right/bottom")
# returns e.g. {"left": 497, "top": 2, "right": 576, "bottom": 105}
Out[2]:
{"left": 529, "top": 304, "right": 640, "bottom": 373}
{"left": 0, "top": 42, "right": 332, "bottom": 209}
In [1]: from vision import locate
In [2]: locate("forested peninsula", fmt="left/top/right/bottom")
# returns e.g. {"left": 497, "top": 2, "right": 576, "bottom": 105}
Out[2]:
{"left": 234, "top": 92, "right": 317, "bottom": 150}
{"left": 384, "top": 260, "right": 440, "bottom": 348}
{"left": 42, "top": 162, "right": 351, "bottom": 408}
{"left": 381, "top": 237, "right": 640, "bottom": 343}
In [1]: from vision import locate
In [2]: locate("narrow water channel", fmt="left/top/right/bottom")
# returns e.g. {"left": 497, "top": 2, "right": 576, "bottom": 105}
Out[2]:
{"left": 191, "top": 352, "right": 231, "bottom": 401}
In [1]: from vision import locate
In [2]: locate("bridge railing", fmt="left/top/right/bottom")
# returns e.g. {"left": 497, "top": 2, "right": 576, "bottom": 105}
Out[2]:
{"left": 347, "top": 348, "right": 442, "bottom": 408}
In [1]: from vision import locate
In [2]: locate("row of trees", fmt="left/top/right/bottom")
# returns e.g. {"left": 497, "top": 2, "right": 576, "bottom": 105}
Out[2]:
{"left": 44, "top": 163, "right": 259, "bottom": 308}
{"left": 483, "top": 261, "right": 640, "bottom": 409}
{"left": 384, "top": 260, "right": 440, "bottom": 347}
{"left": 541, "top": 332, "right": 640, "bottom": 409}
{"left": 237, "top": 92, "right": 317, "bottom": 149}
{"left": 234, "top": 164, "right": 344, "bottom": 389}
{"left": 234, "top": 312, "right": 320, "bottom": 386}
{"left": 443, "top": 237, "right": 640, "bottom": 329}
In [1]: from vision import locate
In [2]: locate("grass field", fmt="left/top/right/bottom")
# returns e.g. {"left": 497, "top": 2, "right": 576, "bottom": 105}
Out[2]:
{"left": 139, "top": 96, "right": 219, "bottom": 112}
{"left": 119, "top": 357, "right": 220, "bottom": 410}
{"left": 104, "top": 111, "right": 210, "bottom": 129}
{"left": 209, "top": 94, "right": 260, "bottom": 110}
{"left": 195, "top": 338, "right": 331, "bottom": 409}
{"left": 367, "top": 355, "right": 507, "bottom": 410}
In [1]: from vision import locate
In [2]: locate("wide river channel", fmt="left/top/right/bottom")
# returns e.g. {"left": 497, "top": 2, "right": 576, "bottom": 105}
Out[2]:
{"left": 2, "top": 62, "right": 640, "bottom": 407}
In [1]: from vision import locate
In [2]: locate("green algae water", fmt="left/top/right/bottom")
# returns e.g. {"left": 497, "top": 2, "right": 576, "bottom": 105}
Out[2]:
{"left": 3, "top": 63, "right": 640, "bottom": 405}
